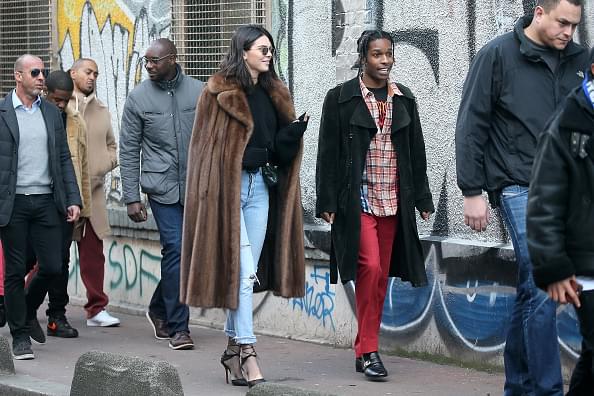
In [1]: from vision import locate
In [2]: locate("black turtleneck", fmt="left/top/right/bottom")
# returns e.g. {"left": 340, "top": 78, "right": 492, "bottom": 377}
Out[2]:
{"left": 242, "top": 84, "right": 278, "bottom": 167}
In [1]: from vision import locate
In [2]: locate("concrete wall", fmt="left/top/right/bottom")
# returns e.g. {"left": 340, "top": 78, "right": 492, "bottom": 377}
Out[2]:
{"left": 56, "top": 0, "right": 592, "bottom": 373}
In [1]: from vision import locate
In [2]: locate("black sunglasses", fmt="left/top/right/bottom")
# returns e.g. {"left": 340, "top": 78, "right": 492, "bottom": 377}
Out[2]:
{"left": 17, "top": 68, "right": 48, "bottom": 78}
{"left": 251, "top": 46, "right": 275, "bottom": 56}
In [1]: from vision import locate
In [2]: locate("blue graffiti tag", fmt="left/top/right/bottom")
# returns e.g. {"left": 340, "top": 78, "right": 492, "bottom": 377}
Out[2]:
{"left": 292, "top": 265, "right": 336, "bottom": 330}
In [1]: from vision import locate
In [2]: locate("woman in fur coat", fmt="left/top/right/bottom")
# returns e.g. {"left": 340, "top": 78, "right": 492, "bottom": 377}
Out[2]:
{"left": 180, "top": 25, "right": 308, "bottom": 387}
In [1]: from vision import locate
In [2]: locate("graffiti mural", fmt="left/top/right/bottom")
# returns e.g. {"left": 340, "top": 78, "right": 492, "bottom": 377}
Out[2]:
{"left": 57, "top": 0, "right": 170, "bottom": 205}
{"left": 292, "top": 265, "right": 336, "bottom": 330}
{"left": 68, "top": 239, "right": 160, "bottom": 302}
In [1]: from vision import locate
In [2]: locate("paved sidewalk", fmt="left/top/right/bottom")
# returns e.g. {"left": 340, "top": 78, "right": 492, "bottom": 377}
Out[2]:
{"left": 0, "top": 305, "right": 503, "bottom": 395}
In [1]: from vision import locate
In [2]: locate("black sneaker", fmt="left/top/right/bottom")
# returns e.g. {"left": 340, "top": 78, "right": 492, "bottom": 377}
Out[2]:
{"left": 168, "top": 331, "right": 194, "bottom": 350}
{"left": 47, "top": 316, "right": 79, "bottom": 338}
{"left": 28, "top": 317, "right": 46, "bottom": 344}
{"left": 12, "top": 337, "right": 34, "bottom": 360}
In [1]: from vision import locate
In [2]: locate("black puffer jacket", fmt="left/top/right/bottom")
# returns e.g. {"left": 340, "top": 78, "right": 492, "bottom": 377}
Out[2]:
{"left": 527, "top": 85, "right": 594, "bottom": 289}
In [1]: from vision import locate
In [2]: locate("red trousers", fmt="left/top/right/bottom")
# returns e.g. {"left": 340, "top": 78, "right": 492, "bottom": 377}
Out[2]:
{"left": 78, "top": 222, "right": 109, "bottom": 318}
{"left": 354, "top": 212, "right": 397, "bottom": 357}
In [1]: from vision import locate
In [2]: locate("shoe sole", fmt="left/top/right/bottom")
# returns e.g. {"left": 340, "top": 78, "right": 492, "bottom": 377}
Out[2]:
{"left": 47, "top": 332, "right": 78, "bottom": 338}
{"left": 86, "top": 321, "right": 120, "bottom": 327}
{"left": 29, "top": 336, "right": 46, "bottom": 345}
{"left": 168, "top": 342, "right": 194, "bottom": 350}
{"left": 145, "top": 312, "right": 170, "bottom": 340}
{"left": 13, "top": 353, "right": 34, "bottom": 360}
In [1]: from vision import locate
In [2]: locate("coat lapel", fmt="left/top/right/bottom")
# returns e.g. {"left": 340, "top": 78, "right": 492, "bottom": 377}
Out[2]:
{"left": 0, "top": 93, "right": 20, "bottom": 145}
{"left": 391, "top": 95, "right": 411, "bottom": 134}
{"left": 40, "top": 100, "right": 55, "bottom": 152}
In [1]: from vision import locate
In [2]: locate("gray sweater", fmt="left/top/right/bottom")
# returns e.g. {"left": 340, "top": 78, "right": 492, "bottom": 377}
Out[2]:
{"left": 13, "top": 92, "right": 52, "bottom": 194}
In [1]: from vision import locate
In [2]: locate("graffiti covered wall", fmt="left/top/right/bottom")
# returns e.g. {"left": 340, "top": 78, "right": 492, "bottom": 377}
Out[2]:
{"left": 58, "top": 0, "right": 591, "bottom": 374}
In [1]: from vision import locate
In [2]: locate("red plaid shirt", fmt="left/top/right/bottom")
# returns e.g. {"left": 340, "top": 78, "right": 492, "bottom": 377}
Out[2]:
{"left": 359, "top": 77, "right": 402, "bottom": 216}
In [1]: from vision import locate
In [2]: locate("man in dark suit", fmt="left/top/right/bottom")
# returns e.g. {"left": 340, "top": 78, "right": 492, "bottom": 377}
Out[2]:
{"left": 0, "top": 54, "right": 81, "bottom": 360}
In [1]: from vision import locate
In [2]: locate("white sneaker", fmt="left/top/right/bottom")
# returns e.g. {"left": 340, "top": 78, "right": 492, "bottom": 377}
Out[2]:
{"left": 87, "top": 310, "right": 120, "bottom": 327}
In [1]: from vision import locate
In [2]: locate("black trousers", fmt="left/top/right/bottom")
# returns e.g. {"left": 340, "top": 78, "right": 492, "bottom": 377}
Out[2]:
{"left": 26, "top": 220, "right": 73, "bottom": 319}
{"left": 567, "top": 289, "right": 594, "bottom": 396}
{"left": 0, "top": 194, "right": 62, "bottom": 339}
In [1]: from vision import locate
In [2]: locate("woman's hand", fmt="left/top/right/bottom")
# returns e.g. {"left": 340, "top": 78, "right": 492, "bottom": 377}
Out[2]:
{"left": 420, "top": 211, "right": 431, "bottom": 221}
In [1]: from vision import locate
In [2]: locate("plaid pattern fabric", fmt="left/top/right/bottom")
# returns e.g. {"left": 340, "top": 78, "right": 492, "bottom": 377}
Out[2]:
{"left": 359, "top": 77, "right": 402, "bottom": 216}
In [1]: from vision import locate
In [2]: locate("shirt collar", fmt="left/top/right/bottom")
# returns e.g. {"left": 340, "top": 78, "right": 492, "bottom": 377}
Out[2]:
{"left": 358, "top": 76, "right": 403, "bottom": 98}
{"left": 12, "top": 89, "right": 41, "bottom": 110}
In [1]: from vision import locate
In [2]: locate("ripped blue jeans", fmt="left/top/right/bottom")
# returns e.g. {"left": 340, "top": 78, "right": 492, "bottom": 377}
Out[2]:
{"left": 224, "top": 170, "right": 269, "bottom": 344}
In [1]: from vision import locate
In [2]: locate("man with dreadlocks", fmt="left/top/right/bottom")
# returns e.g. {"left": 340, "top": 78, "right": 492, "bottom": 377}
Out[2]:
{"left": 316, "top": 30, "right": 434, "bottom": 380}
{"left": 527, "top": 48, "right": 594, "bottom": 396}
{"left": 455, "top": 0, "right": 589, "bottom": 394}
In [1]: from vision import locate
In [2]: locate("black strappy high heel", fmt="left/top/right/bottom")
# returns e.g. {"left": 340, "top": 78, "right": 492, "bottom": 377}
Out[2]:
{"left": 220, "top": 341, "right": 248, "bottom": 386}
{"left": 240, "top": 344, "right": 266, "bottom": 388}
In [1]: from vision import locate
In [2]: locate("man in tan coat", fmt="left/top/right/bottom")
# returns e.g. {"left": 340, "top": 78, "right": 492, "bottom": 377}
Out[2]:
{"left": 68, "top": 58, "right": 119, "bottom": 327}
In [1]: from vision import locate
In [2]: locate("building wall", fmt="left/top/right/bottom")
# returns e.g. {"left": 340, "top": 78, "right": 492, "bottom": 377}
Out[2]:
{"left": 57, "top": 0, "right": 592, "bottom": 373}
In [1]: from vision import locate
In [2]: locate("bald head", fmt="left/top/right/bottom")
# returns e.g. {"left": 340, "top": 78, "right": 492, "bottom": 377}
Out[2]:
{"left": 149, "top": 38, "right": 177, "bottom": 57}
{"left": 14, "top": 54, "right": 43, "bottom": 73}
{"left": 69, "top": 58, "right": 99, "bottom": 96}
{"left": 70, "top": 58, "right": 97, "bottom": 72}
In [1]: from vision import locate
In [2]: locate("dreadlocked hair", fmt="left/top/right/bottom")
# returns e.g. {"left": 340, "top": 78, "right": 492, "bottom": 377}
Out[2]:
{"left": 356, "top": 30, "right": 394, "bottom": 76}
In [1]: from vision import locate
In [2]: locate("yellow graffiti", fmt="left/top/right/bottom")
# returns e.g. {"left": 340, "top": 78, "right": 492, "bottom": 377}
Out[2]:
{"left": 58, "top": 0, "right": 135, "bottom": 60}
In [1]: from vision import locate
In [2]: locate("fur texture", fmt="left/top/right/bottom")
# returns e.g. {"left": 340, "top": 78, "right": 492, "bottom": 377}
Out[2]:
{"left": 180, "top": 73, "right": 305, "bottom": 309}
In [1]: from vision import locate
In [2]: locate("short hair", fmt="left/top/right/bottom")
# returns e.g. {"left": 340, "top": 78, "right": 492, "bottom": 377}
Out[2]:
{"left": 150, "top": 38, "right": 177, "bottom": 56}
{"left": 536, "top": 0, "right": 583, "bottom": 11}
{"left": 356, "top": 30, "right": 395, "bottom": 75}
{"left": 46, "top": 70, "right": 74, "bottom": 93}
{"left": 70, "top": 58, "right": 97, "bottom": 71}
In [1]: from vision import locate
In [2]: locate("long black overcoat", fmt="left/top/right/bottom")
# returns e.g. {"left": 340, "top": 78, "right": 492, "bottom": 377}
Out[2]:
{"left": 316, "top": 77, "right": 434, "bottom": 286}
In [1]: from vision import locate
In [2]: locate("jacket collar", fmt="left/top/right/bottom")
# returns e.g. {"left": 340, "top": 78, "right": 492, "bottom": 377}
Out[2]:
{"left": 154, "top": 64, "right": 183, "bottom": 91}
{"left": 339, "top": 77, "right": 412, "bottom": 133}
{"left": 0, "top": 92, "right": 19, "bottom": 142}
{"left": 515, "top": 15, "right": 584, "bottom": 62}
{"left": 207, "top": 72, "right": 295, "bottom": 129}
{"left": 338, "top": 76, "right": 414, "bottom": 104}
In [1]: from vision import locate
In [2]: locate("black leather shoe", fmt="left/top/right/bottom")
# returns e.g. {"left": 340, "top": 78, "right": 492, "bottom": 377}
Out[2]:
{"left": 362, "top": 352, "right": 388, "bottom": 380}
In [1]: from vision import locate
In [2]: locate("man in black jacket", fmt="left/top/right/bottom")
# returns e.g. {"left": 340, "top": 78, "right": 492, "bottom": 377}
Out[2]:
{"left": 528, "top": 49, "right": 594, "bottom": 396}
{"left": 455, "top": 0, "right": 589, "bottom": 394}
{"left": 0, "top": 54, "right": 81, "bottom": 360}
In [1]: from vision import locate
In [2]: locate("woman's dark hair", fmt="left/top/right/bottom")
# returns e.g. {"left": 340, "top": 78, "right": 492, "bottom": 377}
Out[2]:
{"left": 219, "top": 24, "right": 279, "bottom": 91}
{"left": 356, "top": 30, "right": 394, "bottom": 76}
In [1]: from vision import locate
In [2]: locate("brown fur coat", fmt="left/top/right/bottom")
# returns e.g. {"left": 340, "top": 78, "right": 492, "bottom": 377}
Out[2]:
{"left": 180, "top": 73, "right": 305, "bottom": 309}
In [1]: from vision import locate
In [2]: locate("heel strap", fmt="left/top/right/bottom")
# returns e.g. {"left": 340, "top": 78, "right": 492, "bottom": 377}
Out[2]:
{"left": 240, "top": 344, "right": 258, "bottom": 365}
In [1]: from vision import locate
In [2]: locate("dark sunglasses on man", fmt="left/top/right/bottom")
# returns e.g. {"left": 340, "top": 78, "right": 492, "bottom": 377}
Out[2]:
{"left": 16, "top": 68, "right": 49, "bottom": 78}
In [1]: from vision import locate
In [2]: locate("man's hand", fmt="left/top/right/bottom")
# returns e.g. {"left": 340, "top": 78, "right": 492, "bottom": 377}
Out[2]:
{"left": 321, "top": 212, "right": 335, "bottom": 224}
{"left": 127, "top": 202, "right": 147, "bottom": 223}
{"left": 463, "top": 195, "right": 490, "bottom": 232}
{"left": 546, "top": 276, "right": 581, "bottom": 308}
{"left": 66, "top": 205, "right": 80, "bottom": 223}
{"left": 420, "top": 211, "right": 431, "bottom": 221}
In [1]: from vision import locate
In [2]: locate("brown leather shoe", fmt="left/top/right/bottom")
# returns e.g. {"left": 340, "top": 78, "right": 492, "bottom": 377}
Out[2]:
{"left": 146, "top": 311, "right": 169, "bottom": 340}
{"left": 169, "top": 331, "right": 194, "bottom": 350}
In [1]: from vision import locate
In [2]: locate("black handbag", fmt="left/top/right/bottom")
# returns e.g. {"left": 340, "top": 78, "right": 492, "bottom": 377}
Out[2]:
{"left": 261, "top": 163, "right": 278, "bottom": 187}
